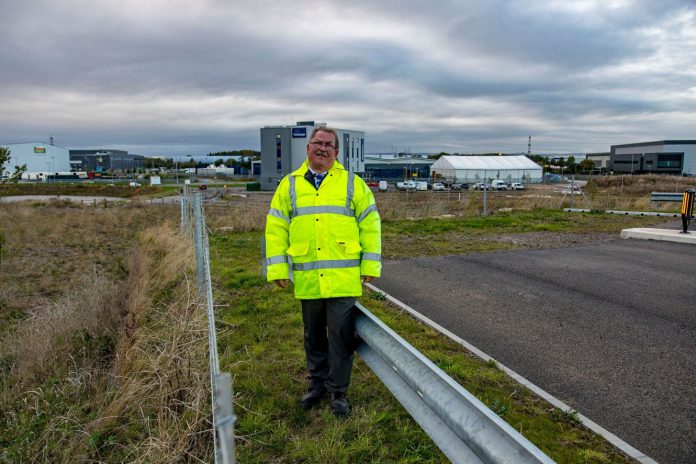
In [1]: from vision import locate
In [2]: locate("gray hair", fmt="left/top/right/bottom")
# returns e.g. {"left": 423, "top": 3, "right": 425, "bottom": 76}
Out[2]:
{"left": 309, "top": 127, "right": 339, "bottom": 151}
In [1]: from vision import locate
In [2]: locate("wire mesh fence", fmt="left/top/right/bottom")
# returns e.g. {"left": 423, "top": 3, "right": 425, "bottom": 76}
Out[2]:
{"left": 181, "top": 185, "right": 236, "bottom": 464}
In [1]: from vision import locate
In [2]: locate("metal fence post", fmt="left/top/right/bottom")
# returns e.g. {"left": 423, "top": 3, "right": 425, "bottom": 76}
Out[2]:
{"left": 482, "top": 170, "right": 488, "bottom": 216}
{"left": 180, "top": 189, "right": 186, "bottom": 233}
{"left": 193, "top": 193, "right": 206, "bottom": 294}
{"left": 216, "top": 373, "right": 237, "bottom": 463}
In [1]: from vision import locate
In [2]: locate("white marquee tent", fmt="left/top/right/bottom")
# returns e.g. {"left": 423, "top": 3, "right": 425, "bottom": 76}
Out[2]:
{"left": 430, "top": 155, "right": 543, "bottom": 184}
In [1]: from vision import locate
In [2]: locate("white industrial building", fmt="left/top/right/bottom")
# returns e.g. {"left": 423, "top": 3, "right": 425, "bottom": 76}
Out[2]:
{"left": 0, "top": 142, "right": 71, "bottom": 178}
{"left": 259, "top": 121, "right": 365, "bottom": 190}
{"left": 430, "top": 155, "right": 543, "bottom": 184}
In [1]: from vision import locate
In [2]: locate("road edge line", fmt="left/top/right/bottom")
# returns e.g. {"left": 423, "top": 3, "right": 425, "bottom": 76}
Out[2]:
{"left": 365, "top": 282, "right": 659, "bottom": 464}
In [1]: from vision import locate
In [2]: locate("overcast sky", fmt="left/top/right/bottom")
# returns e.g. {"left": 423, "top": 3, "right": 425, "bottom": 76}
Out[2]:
{"left": 1, "top": 0, "right": 694, "bottom": 157}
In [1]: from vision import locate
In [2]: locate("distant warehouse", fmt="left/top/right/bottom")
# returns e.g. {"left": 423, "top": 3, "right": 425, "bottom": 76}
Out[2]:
{"left": 0, "top": 142, "right": 71, "bottom": 178}
{"left": 430, "top": 155, "right": 543, "bottom": 184}
{"left": 608, "top": 140, "right": 696, "bottom": 175}
{"left": 69, "top": 149, "right": 145, "bottom": 172}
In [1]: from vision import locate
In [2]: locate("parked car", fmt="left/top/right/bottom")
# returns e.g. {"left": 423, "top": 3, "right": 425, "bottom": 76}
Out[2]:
{"left": 473, "top": 182, "right": 490, "bottom": 190}
{"left": 396, "top": 180, "right": 416, "bottom": 191}
{"left": 378, "top": 180, "right": 388, "bottom": 192}
{"left": 199, "top": 184, "right": 208, "bottom": 190}
{"left": 432, "top": 182, "right": 446, "bottom": 191}
{"left": 452, "top": 182, "right": 469, "bottom": 190}
{"left": 511, "top": 182, "right": 525, "bottom": 190}
{"left": 491, "top": 180, "right": 507, "bottom": 191}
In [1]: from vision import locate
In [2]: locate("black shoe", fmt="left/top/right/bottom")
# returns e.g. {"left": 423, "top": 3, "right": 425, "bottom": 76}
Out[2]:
{"left": 329, "top": 392, "right": 350, "bottom": 417}
{"left": 300, "top": 386, "right": 326, "bottom": 410}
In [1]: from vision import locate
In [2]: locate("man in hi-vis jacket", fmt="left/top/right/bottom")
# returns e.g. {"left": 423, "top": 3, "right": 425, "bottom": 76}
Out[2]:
{"left": 265, "top": 127, "right": 381, "bottom": 416}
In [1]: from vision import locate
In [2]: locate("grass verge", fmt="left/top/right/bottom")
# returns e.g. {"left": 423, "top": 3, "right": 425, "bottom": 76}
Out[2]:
{"left": 210, "top": 219, "right": 639, "bottom": 463}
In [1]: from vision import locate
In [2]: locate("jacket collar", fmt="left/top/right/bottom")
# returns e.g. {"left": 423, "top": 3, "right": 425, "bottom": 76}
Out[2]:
{"left": 291, "top": 159, "right": 345, "bottom": 177}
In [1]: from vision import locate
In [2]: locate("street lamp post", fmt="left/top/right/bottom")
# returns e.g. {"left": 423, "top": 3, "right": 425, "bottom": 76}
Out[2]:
{"left": 175, "top": 159, "right": 179, "bottom": 184}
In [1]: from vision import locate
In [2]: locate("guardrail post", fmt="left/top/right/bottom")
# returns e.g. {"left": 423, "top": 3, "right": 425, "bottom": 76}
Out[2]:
{"left": 681, "top": 188, "right": 695, "bottom": 234}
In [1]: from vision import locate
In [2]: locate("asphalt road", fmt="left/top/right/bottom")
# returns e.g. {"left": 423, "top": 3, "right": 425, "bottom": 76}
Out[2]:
{"left": 375, "top": 239, "right": 696, "bottom": 464}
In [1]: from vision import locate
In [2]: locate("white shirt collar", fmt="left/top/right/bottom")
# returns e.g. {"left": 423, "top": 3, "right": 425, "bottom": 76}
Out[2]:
{"left": 308, "top": 167, "right": 328, "bottom": 177}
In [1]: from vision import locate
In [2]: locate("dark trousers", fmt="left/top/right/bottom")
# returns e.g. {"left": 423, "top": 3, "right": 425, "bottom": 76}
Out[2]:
{"left": 300, "top": 297, "right": 357, "bottom": 394}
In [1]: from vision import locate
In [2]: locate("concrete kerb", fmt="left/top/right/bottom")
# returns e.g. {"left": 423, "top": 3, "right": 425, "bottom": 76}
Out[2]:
{"left": 563, "top": 207, "right": 679, "bottom": 218}
{"left": 620, "top": 228, "right": 696, "bottom": 244}
{"left": 364, "top": 282, "right": 659, "bottom": 464}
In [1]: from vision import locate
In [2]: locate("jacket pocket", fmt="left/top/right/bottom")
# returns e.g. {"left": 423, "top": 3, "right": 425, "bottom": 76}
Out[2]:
{"left": 286, "top": 242, "right": 309, "bottom": 257}
{"left": 336, "top": 240, "right": 362, "bottom": 255}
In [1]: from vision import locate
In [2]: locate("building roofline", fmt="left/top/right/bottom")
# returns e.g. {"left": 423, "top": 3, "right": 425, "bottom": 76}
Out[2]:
{"left": 1, "top": 141, "right": 69, "bottom": 149}
{"left": 611, "top": 140, "right": 696, "bottom": 149}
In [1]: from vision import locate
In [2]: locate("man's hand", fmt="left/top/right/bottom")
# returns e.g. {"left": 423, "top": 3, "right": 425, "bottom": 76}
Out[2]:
{"left": 274, "top": 279, "right": 289, "bottom": 288}
{"left": 361, "top": 276, "right": 374, "bottom": 284}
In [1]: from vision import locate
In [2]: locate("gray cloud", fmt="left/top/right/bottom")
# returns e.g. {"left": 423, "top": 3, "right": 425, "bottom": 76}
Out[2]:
{"left": 1, "top": 0, "right": 694, "bottom": 155}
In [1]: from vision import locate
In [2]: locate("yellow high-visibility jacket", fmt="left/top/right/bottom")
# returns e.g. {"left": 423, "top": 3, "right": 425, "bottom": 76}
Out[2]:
{"left": 265, "top": 160, "right": 381, "bottom": 299}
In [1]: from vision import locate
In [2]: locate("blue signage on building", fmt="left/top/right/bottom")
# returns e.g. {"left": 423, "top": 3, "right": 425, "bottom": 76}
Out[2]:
{"left": 292, "top": 127, "right": 307, "bottom": 138}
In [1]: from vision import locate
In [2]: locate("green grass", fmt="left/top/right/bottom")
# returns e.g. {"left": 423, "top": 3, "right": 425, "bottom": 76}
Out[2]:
{"left": 210, "top": 223, "right": 637, "bottom": 463}
{"left": 383, "top": 209, "right": 673, "bottom": 258}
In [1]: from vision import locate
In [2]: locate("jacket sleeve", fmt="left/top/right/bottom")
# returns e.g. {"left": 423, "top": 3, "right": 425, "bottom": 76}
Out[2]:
{"left": 265, "top": 177, "right": 292, "bottom": 281}
{"left": 353, "top": 177, "right": 382, "bottom": 277}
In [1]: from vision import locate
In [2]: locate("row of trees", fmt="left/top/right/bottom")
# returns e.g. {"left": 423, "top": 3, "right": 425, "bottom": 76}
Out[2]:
{"left": 528, "top": 154, "right": 595, "bottom": 174}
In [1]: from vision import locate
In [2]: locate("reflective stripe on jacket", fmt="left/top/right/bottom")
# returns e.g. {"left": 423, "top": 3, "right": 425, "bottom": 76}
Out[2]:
{"left": 265, "top": 160, "right": 381, "bottom": 299}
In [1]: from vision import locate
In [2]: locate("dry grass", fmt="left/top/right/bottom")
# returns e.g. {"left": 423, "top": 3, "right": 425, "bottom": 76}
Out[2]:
{"left": 204, "top": 175, "right": 692, "bottom": 233}
{"left": 584, "top": 174, "right": 696, "bottom": 211}
{"left": 589, "top": 173, "right": 696, "bottom": 195}
{"left": 89, "top": 225, "right": 212, "bottom": 463}
{"left": 0, "top": 203, "right": 213, "bottom": 463}
{"left": 0, "top": 202, "right": 174, "bottom": 326}
{"left": 0, "top": 270, "right": 120, "bottom": 388}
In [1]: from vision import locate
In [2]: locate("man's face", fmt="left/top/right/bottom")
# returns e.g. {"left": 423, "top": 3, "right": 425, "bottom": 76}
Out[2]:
{"left": 307, "top": 130, "right": 338, "bottom": 173}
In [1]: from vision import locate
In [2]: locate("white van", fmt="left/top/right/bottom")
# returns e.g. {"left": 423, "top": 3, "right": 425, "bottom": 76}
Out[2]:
{"left": 378, "top": 181, "right": 388, "bottom": 192}
{"left": 491, "top": 180, "right": 507, "bottom": 191}
{"left": 416, "top": 181, "right": 428, "bottom": 191}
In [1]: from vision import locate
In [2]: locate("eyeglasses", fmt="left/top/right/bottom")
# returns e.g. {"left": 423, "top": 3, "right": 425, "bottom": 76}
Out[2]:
{"left": 309, "top": 141, "right": 336, "bottom": 150}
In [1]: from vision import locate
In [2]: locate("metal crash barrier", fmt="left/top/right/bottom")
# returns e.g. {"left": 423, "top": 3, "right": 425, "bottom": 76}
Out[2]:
{"left": 681, "top": 188, "right": 695, "bottom": 234}
{"left": 650, "top": 192, "right": 684, "bottom": 202}
{"left": 354, "top": 302, "right": 554, "bottom": 464}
